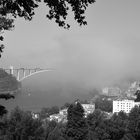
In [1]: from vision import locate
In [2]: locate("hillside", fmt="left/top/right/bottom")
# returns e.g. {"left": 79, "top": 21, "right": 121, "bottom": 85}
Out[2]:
{"left": 0, "top": 68, "right": 21, "bottom": 94}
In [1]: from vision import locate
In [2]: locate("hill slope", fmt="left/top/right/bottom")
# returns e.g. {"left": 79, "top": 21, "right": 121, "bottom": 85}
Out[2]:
{"left": 0, "top": 68, "right": 21, "bottom": 94}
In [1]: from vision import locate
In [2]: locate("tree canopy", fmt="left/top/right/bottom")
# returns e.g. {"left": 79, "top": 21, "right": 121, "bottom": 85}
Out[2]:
{"left": 0, "top": 69, "right": 20, "bottom": 118}
{"left": 65, "top": 101, "right": 88, "bottom": 140}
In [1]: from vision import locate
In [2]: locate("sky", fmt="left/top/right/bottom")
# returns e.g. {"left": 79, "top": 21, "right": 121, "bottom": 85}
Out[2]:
{"left": 1, "top": 0, "right": 140, "bottom": 88}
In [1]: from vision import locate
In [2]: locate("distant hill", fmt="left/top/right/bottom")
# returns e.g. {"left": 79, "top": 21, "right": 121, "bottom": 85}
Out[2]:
{"left": 0, "top": 68, "right": 21, "bottom": 94}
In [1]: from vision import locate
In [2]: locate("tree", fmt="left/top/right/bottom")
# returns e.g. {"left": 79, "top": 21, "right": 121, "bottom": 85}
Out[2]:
{"left": 87, "top": 110, "right": 128, "bottom": 140}
{"left": 0, "top": 0, "right": 96, "bottom": 57}
{"left": 5, "top": 107, "right": 44, "bottom": 140}
{"left": 135, "top": 88, "right": 140, "bottom": 102}
{"left": 87, "top": 109, "right": 109, "bottom": 140}
{"left": 0, "top": 0, "right": 37, "bottom": 57}
{"left": 65, "top": 101, "right": 88, "bottom": 140}
{"left": 0, "top": 16, "right": 14, "bottom": 57}
{"left": 47, "top": 123, "right": 66, "bottom": 140}
{"left": 87, "top": 109, "right": 106, "bottom": 131}
{"left": 61, "top": 102, "right": 71, "bottom": 110}
{"left": 44, "top": 120, "right": 57, "bottom": 140}
{"left": 0, "top": 69, "right": 19, "bottom": 118}
{"left": 127, "top": 106, "right": 140, "bottom": 140}
{"left": 102, "top": 112, "right": 128, "bottom": 140}
{"left": 0, "top": 93, "right": 15, "bottom": 119}
{"left": 95, "top": 96, "right": 113, "bottom": 112}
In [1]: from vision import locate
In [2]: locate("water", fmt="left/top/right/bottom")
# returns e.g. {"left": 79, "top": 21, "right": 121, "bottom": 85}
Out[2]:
{"left": 1, "top": 72, "right": 90, "bottom": 112}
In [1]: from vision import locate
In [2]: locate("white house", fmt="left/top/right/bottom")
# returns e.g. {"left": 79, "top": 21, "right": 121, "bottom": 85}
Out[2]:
{"left": 59, "top": 108, "right": 67, "bottom": 116}
{"left": 82, "top": 104, "right": 95, "bottom": 116}
{"left": 113, "top": 99, "right": 140, "bottom": 113}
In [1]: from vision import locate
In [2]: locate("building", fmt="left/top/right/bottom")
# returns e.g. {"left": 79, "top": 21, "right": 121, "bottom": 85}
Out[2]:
{"left": 113, "top": 99, "right": 140, "bottom": 113}
{"left": 49, "top": 114, "right": 66, "bottom": 122}
{"left": 82, "top": 104, "right": 95, "bottom": 117}
{"left": 48, "top": 103, "right": 95, "bottom": 122}
{"left": 102, "top": 87, "right": 121, "bottom": 97}
{"left": 59, "top": 108, "right": 67, "bottom": 116}
{"left": 59, "top": 103, "right": 95, "bottom": 117}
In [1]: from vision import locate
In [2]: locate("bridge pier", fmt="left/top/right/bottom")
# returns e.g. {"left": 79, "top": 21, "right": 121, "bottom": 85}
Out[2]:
{"left": 17, "top": 70, "right": 20, "bottom": 81}
{"left": 10, "top": 66, "right": 14, "bottom": 75}
{"left": 23, "top": 69, "right": 26, "bottom": 78}
{"left": 29, "top": 69, "right": 32, "bottom": 75}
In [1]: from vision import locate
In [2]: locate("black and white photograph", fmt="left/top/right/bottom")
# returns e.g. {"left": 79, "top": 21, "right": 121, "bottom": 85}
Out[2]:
{"left": 0, "top": 0, "right": 140, "bottom": 139}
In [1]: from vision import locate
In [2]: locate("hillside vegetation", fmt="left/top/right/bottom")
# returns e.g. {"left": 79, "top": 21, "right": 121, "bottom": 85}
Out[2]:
{"left": 0, "top": 68, "right": 21, "bottom": 93}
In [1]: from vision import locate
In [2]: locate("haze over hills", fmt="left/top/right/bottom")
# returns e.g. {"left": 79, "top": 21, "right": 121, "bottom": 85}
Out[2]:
{"left": 1, "top": 71, "right": 92, "bottom": 112}
{"left": 1, "top": 67, "right": 140, "bottom": 112}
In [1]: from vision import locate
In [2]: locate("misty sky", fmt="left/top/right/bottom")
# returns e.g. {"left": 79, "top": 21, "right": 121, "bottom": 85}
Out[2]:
{"left": 1, "top": 0, "right": 140, "bottom": 87}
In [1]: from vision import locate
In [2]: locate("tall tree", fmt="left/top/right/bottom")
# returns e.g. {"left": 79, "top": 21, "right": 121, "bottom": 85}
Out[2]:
{"left": 65, "top": 101, "right": 88, "bottom": 140}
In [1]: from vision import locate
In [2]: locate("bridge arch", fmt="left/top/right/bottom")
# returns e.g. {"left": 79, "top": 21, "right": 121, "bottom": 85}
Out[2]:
{"left": 19, "top": 69, "right": 53, "bottom": 81}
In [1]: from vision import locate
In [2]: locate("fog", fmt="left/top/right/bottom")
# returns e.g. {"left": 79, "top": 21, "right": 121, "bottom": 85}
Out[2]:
{"left": 1, "top": 0, "right": 140, "bottom": 110}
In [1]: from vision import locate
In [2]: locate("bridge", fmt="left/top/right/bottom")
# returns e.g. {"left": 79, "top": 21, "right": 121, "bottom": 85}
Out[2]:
{"left": 4, "top": 66, "right": 53, "bottom": 81}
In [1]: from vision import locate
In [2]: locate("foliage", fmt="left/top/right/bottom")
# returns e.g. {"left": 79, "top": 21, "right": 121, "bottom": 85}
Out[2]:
{"left": 87, "top": 110, "right": 128, "bottom": 140}
{"left": 87, "top": 109, "right": 108, "bottom": 139}
{"left": 0, "top": 93, "right": 14, "bottom": 117}
{"left": 1, "top": 100, "right": 140, "bottom": 139}
{"left": 0, "top": 69, "right": 20, "bottom": 118}
{"left": 0, "top": 16, "right": 14, "bottom": 57}
{"left": 47, "top": 123, "right": 66, "bottom": 140}
{"left": 1, "top": 107, "right": 44, "bottom": 140}
{"left": 135, "top": 89, "right": 140, "bottom": 102}
{"left": 0, "top": 93, "right": 14, "bottom": 100}
{"left": 0, "top": 105, "right": 7, "bottom": 117}
{"left": 40, "top": 106, "right": 59, "bottom": 119}
{"left": 0, "top": 0, "right": 96, "bottom": 57}
{"left": 127, "top": 106, "right": 140, "bottom": 140}
{"left": 95, "top": 96, "right": 113, "bottom": 112}
{"left": 0, "top": 68, "right": 20, "bottom": 92}
{"left": 61, "top": 102, "right": 71, "bottom": 110}
{"left": 87, "top": 109, "right": 106, "bottom": 131}
{"left": 44, "top": 0, "right": 96, "bottom": 28}
{"left": 65, "top": 101, "right": 88, "bottom": 140}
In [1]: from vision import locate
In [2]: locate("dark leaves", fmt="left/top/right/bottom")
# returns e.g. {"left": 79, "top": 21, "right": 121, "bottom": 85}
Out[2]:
{"left": 44, "top": 0, "right": 96, "bottom": 28}
{"left": 0, "top": 44, "right": 4, "bottom": 57}
{"left": 0, "top": 105, "right": 7, "bottom": 116}
{"left": 0, "top": 0, "right": 40, "bottom": 20}
{"left": 0, "top": 0, "right": 96, "bottom": 57}
{"left": 0, "top": 93, "right": 15, "bottom": 100}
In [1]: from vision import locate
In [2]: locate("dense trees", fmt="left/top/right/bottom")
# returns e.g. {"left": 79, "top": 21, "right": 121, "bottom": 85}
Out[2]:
{"left": 1, "top": 101, "right": 140, "bottom": 140}
{"left": 127, "top": 106, "right": 140, "bottom": 140}
{"left": 0, "top": 69, "right": 20, "bottom": 92}
{"left": 94, "top": 96, "right": 113, "bottom": 112}
{"left": 0, "top": 107, "right": 44, "bottom": 140}
{"left": 0, "top": 69, "right": 20, "bottom": 118}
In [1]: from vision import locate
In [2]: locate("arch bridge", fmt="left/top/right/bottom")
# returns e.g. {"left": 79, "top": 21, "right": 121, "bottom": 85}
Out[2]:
{"left": 4, "top": 66, "right": 53, "bottom": 81}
